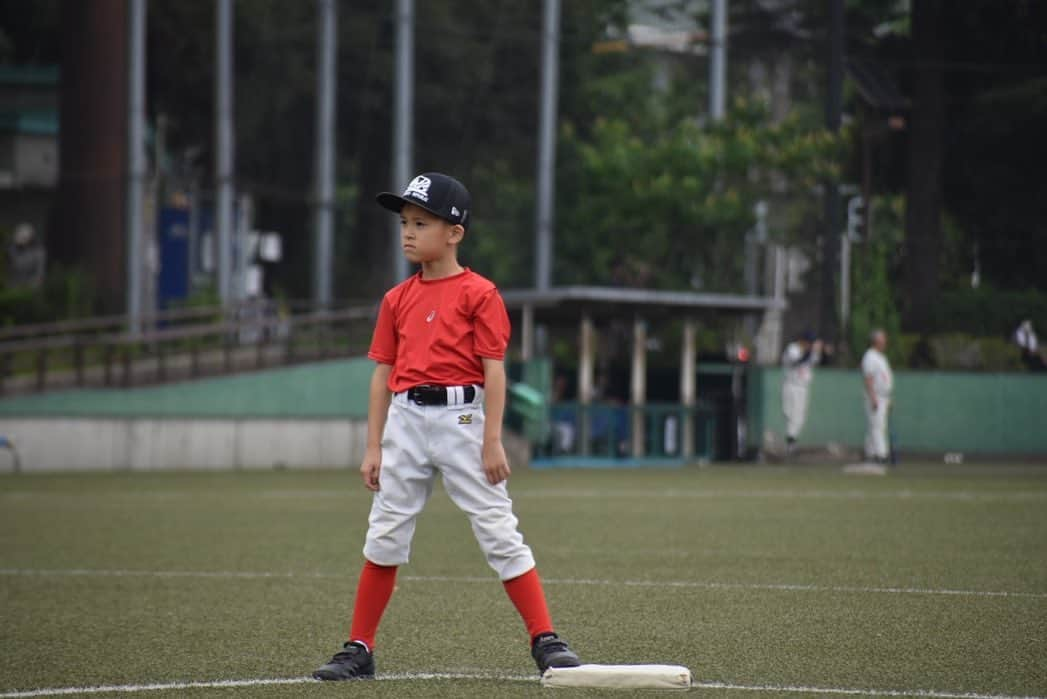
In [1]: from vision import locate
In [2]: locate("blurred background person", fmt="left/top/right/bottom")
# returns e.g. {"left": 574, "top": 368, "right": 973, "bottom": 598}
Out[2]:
{"left": 780, "top": 330, "right": 823, "bottom": 455}
{"left": 6, "top": 223, "right": 46, "bottom": 290}
{"left": 1014, "top": 320, "right": 1046, "bottom": 371}
{"left": 861, "top": 329, "right": 893, "bottom": 464}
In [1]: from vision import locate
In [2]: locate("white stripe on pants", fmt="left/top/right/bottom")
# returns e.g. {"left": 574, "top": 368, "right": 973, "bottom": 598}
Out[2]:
{"left": 864, "top": 397, "right": 890, "bottom": 459}
{"left": 363, "top": 390, "right": 536, "bottom": 581}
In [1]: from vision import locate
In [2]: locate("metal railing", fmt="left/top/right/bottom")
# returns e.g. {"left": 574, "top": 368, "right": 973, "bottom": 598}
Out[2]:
{"left": 0, "top": 302, "right": 378, "bottom": 396}
{"left": 542, "top": 401, "right": 718, "bottom": 461}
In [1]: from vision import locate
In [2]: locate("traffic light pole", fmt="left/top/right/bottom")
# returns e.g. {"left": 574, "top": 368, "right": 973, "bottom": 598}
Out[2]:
{"left": 840, "top": 195, "right": 864, "bottom": 338}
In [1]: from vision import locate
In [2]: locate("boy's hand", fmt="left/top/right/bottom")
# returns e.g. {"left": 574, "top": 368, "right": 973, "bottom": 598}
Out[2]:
{"left": 361, "top": 446, "right": 382, "bottom": 491}
{"left": 482, "top": 439, "right": 511, "bottom": 485}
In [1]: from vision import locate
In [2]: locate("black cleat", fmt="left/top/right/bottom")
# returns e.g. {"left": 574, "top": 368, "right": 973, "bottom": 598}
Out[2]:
{"left": 312, "top": 641, "right": 375, "bottom": 681}
{"left": 531, "top": 632, "right": 581, "bottom": 673}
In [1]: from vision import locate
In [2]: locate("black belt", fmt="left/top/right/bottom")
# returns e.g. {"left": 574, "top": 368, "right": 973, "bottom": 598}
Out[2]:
{"left": 406, "top": 384, "right": 476, "bottom": 406}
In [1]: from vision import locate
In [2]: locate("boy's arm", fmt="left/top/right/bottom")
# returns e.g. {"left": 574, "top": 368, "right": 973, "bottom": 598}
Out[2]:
{"left": 361, "top": 363, "right": 393, "bottom": 491}
{"left": 480, "top": 357, "right": 511, "bottom": 485}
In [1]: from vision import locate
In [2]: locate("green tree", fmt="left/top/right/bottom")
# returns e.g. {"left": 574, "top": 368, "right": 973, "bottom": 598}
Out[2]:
{"left": 848, "top": 195, "right": 903, "bottom": 364}
{"left": 555, "top": 99, "right": 843, "bottom": 291}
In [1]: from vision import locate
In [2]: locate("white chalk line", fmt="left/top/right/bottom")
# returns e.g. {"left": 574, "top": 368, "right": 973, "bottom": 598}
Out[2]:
{"left": 692, "top": 681, "right": 1046, "bottom": 699}
{"left": 3, "top": 488, "right": 1046, "bottom": 502}
{"left": 0, "top": 673, "right": 533, "bottom": 698}
{"left": 0, "top": 674, "right": 1043, "bottom": 699}
{"left": 510, "top": 489, "right": 1047, "bottom": 502}
{"left": 2, "top": 568, "right": 1044, "bottom": 600}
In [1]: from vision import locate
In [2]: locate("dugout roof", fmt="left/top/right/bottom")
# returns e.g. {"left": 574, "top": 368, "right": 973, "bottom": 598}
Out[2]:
{"left": 500, "top": 285, "right": 786, "bottom": 322}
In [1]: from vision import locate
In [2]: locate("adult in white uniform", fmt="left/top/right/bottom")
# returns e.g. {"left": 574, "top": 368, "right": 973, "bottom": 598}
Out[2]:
{"left": 781, "top": 331, "right": 822, "bottom": 453}
{"left": 861, "top": 329, "right": 893, "bottom": 463}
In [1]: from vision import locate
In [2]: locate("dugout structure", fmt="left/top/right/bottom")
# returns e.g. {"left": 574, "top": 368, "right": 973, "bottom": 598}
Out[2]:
{"left": 502, "top": 285, "right": 786, "bottom": 465}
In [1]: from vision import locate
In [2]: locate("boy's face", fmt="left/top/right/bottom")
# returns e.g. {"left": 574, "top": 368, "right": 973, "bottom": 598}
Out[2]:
{"left": 399, "top": 203, "right": 463, "bottom": 264}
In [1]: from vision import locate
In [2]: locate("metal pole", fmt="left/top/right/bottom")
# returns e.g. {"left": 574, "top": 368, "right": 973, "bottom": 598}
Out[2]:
{"left": 578, "top": 313, "right": 594, "bottom": 456}
{"left": 534, "top": 0, "right": 561, "bottom": 291}
{"left": 630, "top": 316, "right": 647, "bottom": 459}
{"left": 215, "top": 0, "right": 235, "bottom": 308}
{"left": 313, "top": 0, "right": 337, "bottom": 309}
{"left": 521, "top": 304, "right": 535, "bottom": 361}
{"left": 709, "top": 0, "right": 727, "bottom": 121}
{"left": 392, "top": 0, "right": 414, "bottom": 283}
{"left": 840, "top": 233, "right": 851, "bottom": 331}
{"left": 820, "top": 0, "right": 844, "bottom": 341}
{"left": 236, "top": 193, "right": 252, "bottom": 300}
{"left": 125, "top": 0, "right": 146, "bottom": 335}
{"left": 680, "top": 319, "right": 697, "bottom": 459}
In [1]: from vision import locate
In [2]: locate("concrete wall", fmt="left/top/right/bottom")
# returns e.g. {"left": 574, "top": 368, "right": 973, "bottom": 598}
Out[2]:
{"left": 0, "top": 418, "right": 367, "bottom": 472}
{"left": 747, "top": 366, "right": 1047, "bottom": 456}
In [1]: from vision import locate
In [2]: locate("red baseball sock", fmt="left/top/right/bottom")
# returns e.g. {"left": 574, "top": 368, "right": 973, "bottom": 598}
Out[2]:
{"left": 348, "top": 560, "right": 398, "bottom": 649}
{"left": 502, "top": 567, "right": 554, "bottom": 640}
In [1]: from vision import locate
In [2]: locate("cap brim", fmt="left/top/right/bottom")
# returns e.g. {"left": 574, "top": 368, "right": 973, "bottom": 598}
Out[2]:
{"left": 376, "top": 192, "right": 453, "bottom": 225}
{"left": 376, "top": 192, "right": 408, "bottom": 213}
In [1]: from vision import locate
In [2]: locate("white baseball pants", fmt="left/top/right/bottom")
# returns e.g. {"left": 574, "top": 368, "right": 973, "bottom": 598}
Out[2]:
{"left": 362, "top": 388, "right": 537, "bottom": 581}
{"left": 781, "top": 383, "right": 810, "bottom": 440}
{"left": 864, "top": 396, "right": 890, "bottom": 460}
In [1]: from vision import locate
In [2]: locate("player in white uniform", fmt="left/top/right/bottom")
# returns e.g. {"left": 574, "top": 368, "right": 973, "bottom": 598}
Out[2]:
{"left": 1015, "top": 319, "right": 1046, "bottom": 371}
{"left": 861, "top": 329, "right": 893, "bottom": 463}
{"left": 780, "top": 331, "right": 822, "bottom": 454}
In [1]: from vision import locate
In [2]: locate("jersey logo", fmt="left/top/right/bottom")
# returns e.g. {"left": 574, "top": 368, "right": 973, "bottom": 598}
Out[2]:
{"left": 425, "top": 310, "right": 436, "bottom": 323}
{"left": 404, "top": 175, "right": 431, "bottom": 202}
{"left": 457, "top": 414, "right": 473, "bottom": 425}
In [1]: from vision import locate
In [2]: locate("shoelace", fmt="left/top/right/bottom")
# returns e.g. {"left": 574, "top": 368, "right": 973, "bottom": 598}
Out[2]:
{"left": 536, "top": 637, "right": 569, "bottom": 654}
{"left": 331, "top": 645, "right": 366, "bottom": 664}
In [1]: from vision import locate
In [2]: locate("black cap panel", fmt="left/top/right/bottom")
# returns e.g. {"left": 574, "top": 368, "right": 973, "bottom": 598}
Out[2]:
{"left": 376, "top": 172, "right": 471, "bottom": 229}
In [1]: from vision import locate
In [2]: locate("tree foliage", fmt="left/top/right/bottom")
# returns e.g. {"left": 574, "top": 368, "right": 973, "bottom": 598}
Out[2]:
{"left": 2, "top": 0, "right": 1044, "bottom": 329}
{"left": 848, "top": 195, "right": 903, "bottom": 363}
{"left": 556, "top": 99, "right": 843, "bottom": 291}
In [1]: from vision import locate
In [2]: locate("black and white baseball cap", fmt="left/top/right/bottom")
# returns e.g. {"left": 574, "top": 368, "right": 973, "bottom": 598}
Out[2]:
{"left": 376, "top": 172, "right": 471, "bottom": 230}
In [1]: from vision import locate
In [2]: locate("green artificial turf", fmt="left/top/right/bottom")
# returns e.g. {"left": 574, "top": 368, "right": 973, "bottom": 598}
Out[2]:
{"left": 1, "top": 464, "right": 1045, "bottom": 698}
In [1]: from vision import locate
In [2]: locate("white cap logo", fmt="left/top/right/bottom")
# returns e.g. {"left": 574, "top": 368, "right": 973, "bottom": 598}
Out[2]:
{"left": 404, "top": 175, "right": 431, "bottom": 202}
{"left": 451, "top": 206, "right": 460, "bottom": 217}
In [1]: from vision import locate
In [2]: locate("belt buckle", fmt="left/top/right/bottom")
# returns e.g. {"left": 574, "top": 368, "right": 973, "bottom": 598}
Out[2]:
{"left": 412, "top": 384, "right": 440, "bottom": 405}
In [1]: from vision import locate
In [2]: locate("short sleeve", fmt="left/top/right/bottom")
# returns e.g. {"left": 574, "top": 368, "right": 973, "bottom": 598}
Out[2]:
{"left": 861, "top": 353, "right": 874, "bottom": 377}
{"left": 367, "top": 295, "right": 397, "bottom": 364}
{"left": 472, "top": 288, "right": 511, "bottom": 360}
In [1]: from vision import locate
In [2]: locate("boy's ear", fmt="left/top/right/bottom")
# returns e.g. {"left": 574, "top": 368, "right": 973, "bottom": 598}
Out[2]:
{"left": 449, "top": 224, "right": 465, "bottom": 243}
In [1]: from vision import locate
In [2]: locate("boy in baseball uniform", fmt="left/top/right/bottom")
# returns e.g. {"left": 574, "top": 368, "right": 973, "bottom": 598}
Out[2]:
{"left": 313, "top": 172, "right": 581, "bottom": 680}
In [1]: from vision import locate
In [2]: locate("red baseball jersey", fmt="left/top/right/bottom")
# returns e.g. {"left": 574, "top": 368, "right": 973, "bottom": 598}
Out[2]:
{"left": 367, "top": 268, "right": 511, "bottom": 393}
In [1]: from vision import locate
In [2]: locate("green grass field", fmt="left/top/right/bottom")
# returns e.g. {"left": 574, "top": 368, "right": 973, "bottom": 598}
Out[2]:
{"left": 1, "top": 463, "right": 1046, "bottom": 698}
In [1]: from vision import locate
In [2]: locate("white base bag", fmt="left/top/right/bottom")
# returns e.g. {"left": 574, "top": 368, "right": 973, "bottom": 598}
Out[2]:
{"left": 842, "top": 462, "right": 888, "bottom": 476}
{"left": 541, "top": 664, "right": 692, "bottom": 690}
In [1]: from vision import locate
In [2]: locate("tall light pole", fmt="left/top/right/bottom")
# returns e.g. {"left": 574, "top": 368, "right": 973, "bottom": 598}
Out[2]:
{"left": 215, "top": 0, "right": 235, "bottom": 308}
{"left": 821, "top": 0, "right": 844, "bottom": 342}
{"left": 313, "top": 0, "right": 337, "bottom": 309}
{"left": 391, "top": 0, "right": 414, "bottom": 283}
{"left": 534, "top": 0, "right": 561, "bottom": 291}
{"left": 709, "top": 0, "right": 727, "bottom": 121}
{"left": 126, "top": 0, "right": 146, "bottom": 333}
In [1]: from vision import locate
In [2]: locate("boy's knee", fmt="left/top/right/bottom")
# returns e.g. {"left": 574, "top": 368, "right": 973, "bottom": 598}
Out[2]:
{"left": 363, "top": 537, "right": 411, "bottom": 567}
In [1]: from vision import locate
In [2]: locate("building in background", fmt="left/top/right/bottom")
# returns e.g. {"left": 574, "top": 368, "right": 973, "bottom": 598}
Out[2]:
{"left": 0, "top": 65, "right": 59, "bottom": 247}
